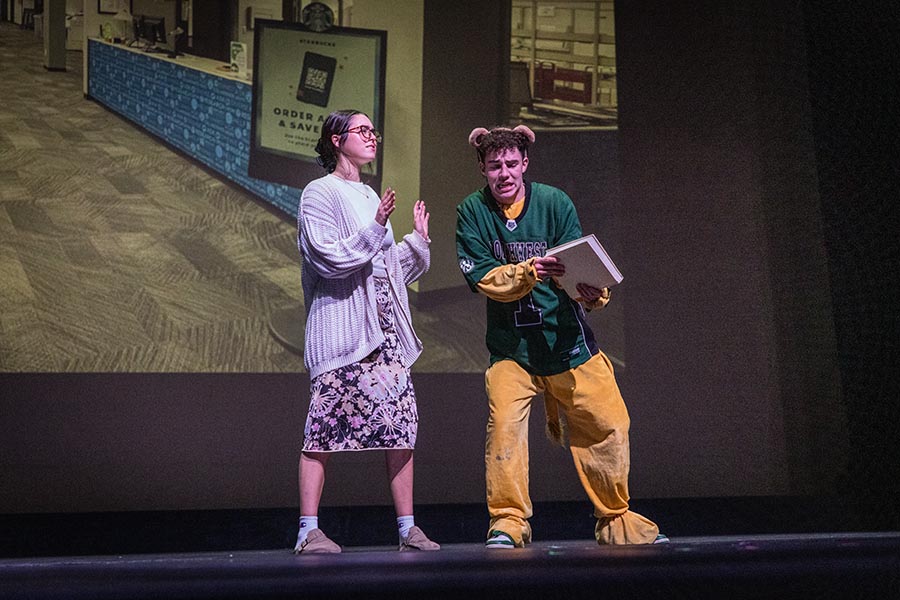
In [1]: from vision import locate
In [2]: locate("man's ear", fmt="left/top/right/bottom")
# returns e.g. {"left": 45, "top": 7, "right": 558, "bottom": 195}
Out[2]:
{"left": 479, "top": 161, "right": 486, "bottom": 177}
{"left": 522, "top": 155, "right": 529, "bottom": 173}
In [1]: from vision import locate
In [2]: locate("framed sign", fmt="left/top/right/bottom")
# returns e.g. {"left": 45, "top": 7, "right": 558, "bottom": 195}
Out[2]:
{"left": 248, "top": 19, "right": 386, "bottom": 191}
{"left": 98, "top": 0, "right": 121, "bottom": 15}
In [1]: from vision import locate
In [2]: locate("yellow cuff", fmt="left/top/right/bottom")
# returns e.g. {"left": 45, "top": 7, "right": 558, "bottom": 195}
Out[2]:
{"left": 582, "top": 288, "right": 611, "bottom": 312}
{"left": 476, "top": 260, "right": 538, "bottom": 303}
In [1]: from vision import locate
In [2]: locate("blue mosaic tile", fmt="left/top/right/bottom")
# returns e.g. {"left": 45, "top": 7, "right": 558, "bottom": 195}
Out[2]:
{"left": 88, "top": 40, "right": 301, "bottom": 217}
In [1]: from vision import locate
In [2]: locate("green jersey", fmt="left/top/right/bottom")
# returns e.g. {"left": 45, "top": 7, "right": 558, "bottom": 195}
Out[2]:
{"left": 456, "top": 181, "right": 600, "bottom": 376}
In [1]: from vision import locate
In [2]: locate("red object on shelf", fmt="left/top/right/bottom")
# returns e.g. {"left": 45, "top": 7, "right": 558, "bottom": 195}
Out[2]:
{"left": 533, "top": 61, "right": 556, "bottom": 100}
{"left": 549, "top": 66, "right": 592, "bottom": 103}
{"left": 531, "top": 62, "right": 592, "bottom": 104}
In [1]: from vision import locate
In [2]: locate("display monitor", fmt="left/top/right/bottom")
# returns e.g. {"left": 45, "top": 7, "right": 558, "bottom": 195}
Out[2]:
{"left": 134, "top": 15, "right": 166, "bottom": 47}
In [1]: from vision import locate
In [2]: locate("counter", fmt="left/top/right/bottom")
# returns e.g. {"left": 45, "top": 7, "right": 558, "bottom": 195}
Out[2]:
{"left": 87, "top": 38, "right": 301, "bottom": 217}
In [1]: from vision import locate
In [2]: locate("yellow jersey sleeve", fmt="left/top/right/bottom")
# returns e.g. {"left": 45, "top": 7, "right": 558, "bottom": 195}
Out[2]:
{"left": 475, "top": 259, "right": 539, "bottom": 302}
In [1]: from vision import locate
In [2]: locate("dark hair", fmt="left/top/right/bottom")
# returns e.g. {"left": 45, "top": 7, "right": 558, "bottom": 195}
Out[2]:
{"left": 314, "top": 109, "right": 364, "bottom": 173}
{"left": 474, "top": 128, "right": 532, "bottom": 163}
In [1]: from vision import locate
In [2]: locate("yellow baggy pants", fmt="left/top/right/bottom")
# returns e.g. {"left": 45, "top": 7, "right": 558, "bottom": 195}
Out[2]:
{"left": 484, "top": 351, "right": 659, "bottom": 545}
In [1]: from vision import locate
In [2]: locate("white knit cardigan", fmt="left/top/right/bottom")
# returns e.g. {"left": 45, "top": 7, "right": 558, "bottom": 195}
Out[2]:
{"left": 297, "top": 175, "right": 431, "bottom": 378}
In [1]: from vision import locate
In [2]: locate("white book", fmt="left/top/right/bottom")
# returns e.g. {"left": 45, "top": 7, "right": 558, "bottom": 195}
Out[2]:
{"left": 545, "top": 234, "right": 623, "bottom": 292}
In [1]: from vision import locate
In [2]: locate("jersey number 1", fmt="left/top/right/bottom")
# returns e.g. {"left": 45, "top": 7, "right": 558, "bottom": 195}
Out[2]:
{"left": 514, "top": 293, "right": 543, "bottom": 327}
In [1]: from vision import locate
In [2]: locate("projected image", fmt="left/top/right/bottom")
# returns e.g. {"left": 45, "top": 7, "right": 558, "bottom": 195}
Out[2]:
{"left": 509, "top": 0, "right": 617, "bottom": 128}
{"left": 0, "top": 3, "right": 621, "bottom": 375}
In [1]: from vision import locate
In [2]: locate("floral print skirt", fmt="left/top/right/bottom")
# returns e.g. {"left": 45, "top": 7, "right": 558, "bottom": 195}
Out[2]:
{"left": 302, "top": 277, "right": 418, "bottom": 451}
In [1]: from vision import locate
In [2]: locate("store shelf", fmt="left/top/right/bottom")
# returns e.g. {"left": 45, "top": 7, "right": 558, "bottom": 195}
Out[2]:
{"left": 510, "top": 0, "right": 616, "bottom": 110}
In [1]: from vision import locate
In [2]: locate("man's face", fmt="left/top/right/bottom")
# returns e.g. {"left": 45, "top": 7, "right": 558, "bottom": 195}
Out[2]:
{"left": 480, "top": 147, "right": 529, "bottom": 205}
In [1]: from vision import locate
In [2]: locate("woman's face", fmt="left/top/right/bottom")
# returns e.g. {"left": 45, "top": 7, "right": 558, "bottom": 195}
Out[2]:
{"left": 333, "top": 114, "right": 378, "bottom": 166}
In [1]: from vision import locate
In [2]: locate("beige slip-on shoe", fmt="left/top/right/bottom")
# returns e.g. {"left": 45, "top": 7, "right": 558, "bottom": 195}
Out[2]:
{"left": 293, "top": 528, "right": 342, "bottom": 554}
{"left": 399, "top": 526, "right": 441, "bottom": 551}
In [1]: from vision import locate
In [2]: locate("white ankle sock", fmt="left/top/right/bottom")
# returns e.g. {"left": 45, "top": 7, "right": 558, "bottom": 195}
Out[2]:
{"left": 296, "top": 516, "right": 319, "bottom": 545}
{"left": 397, "top": 515, "right": 415, "bottom": 541}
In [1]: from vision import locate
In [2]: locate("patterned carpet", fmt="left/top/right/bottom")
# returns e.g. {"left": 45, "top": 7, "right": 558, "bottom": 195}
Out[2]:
{"left": 0, "top": 23, "right": 488, "bottom": 373}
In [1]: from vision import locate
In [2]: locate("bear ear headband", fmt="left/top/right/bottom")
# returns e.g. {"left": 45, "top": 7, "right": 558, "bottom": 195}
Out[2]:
{"left": 468, "top": 125, "right": 536, "bottom": 148}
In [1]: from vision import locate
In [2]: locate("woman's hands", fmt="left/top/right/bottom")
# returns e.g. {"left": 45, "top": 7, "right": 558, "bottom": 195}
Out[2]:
{"left": 413, "top": 200, "right": 430, "bottom": 240}
{"left": 375, "top": 187, "right": 429, "bottom": 240}
{"left": 375, "top": 187, "right": 396, "bottom": 226}
{"left": 375, "top": 188, "right": 431, "bottom": 240}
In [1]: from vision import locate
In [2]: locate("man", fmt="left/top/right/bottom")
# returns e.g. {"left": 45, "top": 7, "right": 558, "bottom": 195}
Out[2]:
{"left": 455, "top": 125, "right": 666, "bottom": 548}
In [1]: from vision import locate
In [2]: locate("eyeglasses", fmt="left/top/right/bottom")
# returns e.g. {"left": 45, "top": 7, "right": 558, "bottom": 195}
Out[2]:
{"left": 344, "top": 125, "right": 383, "bottom": 143}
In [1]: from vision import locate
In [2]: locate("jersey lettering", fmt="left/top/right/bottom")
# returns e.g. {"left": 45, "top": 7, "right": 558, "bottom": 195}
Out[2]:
{"left": 492, "top": 240, "right": 548, "bottom": 263}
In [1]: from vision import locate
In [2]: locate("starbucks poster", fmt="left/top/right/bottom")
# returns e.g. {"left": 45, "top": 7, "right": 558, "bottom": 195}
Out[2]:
{"left": 248, "top": 20, "right": 386, "bottom": 191}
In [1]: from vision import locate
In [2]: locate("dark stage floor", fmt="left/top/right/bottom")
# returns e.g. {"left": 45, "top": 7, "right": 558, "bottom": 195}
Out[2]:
{"left": 2, "top": 533, "right": 900, "bottom": 600}
{"left": 3, "top": 498, "right": 900, "bottom": 598}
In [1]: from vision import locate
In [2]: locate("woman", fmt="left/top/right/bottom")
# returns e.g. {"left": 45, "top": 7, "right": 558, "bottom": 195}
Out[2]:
{"left": 293, "top": 109, "right": 438, "bottom": 553}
